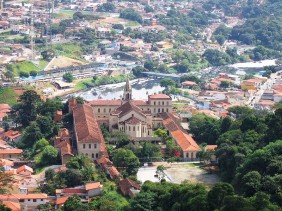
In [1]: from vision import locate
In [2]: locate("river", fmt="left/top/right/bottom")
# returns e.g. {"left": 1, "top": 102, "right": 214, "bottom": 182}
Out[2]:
{"left": 71, "top": 78, "right": 165, "bottom": 101}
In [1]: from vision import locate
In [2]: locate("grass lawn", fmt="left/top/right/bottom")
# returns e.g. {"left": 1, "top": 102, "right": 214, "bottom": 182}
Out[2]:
{"left": 9, "top": 61, "right": 40, "bottom": 75}
{"left": 74, "top": 78, "right": 93, "bottom": 91}
{"left": 38, "top": 59, "right": 49, "bottom": 69}
{"left": 53, "top": 42, "right": 83, "bottom": 60}
{"left": 54, "top": 10, "right": 91, "bottom": 19}
{"left": 125, "top": 21, "right": 140, "bottom": 27}
{"left": 0, "top": 87, "right": 17, "bottom": 105}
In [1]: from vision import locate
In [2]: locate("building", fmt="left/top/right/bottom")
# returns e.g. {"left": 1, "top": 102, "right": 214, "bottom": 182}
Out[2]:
{"left": 0, "top": 194, "right": 48, "bottom": 209}
{"left": 73, "top": 104, "right": 108, "bottom": 160}
{"left": 160, "top": 112, "right": 200, "bottom": 160}
{"left": 0, "top": 148, "right": 23, "bottom": 160}
{"left": 88, "top": 79, "right": 173, "bottom": 140}
{"left": 1, "top": 130, "right": 21, "bottom": 142}
{"left": 16, "top": 165, "right": 33, "bottom": 177}
{"left": 85, "top": 182, "right": 102, "bottom": 197}
{"left": 119, "top": 178, "right": 141, "bottom": 197}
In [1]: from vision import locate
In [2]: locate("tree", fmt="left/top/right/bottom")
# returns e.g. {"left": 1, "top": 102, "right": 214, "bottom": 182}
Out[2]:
{"left": 32, "top": 138, "right": 49, "bottom": 155}
{"left": 144, "top": 5, "right": 154, "bottom": 13}
{"left": 63, "top": 73, "right": 74, "bottom": 83}
{"left": 130, "top": 191, "right": 157, "bottom": 211}
{"left": 30, "top": 70, "right": 37, "bottom": 77}
{"left": 66, "top": 155, "right": 92, "bottom": 170}
{"left": 81, "top": 164, "right": 95, "bottom": 182}
{"left": 220, "top": 195, "right": 254, "bottom": 211}
{"left": 45, "top": 169, "right": 55, "bottom": 181}
{"left": 120, "top": 8, "right": 143, "bottom": 24}
{"left": 20, "top": 122, "right": 43, "bottom": 148}
{"left": 0, "top": 204, "right": 11, "bottom": 211}
{"left": 19, "top": 71, "right": 30, "bottom": 78}
{"left": 113, "top": 149, "right": 140, "bottom": 176}
{"left": 208, "top": 182, "right": 235, "bottom": 210}
{"left": 36, "top": 116, "right": 54, "bottom": 137}
{"left": 96, "top": 3, "right": 115, "bottom": 12}
{"left": 220, "top": 80, "right": 231, "bottom": 88}
{"left": 63, "top": 195, "right": 84, "bottom": 211}
{"left": 41, "top": 49, "right": 55, "bottom": 61}
{"left": 0, "top": 167, "right": 15, "bottom": 194}
{"left": 160, "top": 78, "right": 176, "bottom": 88}
{"left": 36, "top": 145, "right": 58, "bottom": 167}
{"left": 13, "top": 90, "right": 41, "bottom": 126}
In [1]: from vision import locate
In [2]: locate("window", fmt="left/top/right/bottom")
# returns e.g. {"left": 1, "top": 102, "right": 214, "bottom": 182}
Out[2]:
{"left": 158, "top": 101, "right": 160, "bottom": 105}
{"left": 19, "top": 199, "right": 24, "bottom": 202}
{"left": 98, "top": 108, "right": 100, "bottom": 113}
{"left": 104, "top": 108, "right": 106, "bottom": 112}
{"left": 148, "top": 130, "right": 149, "bottom": 135}
{"left": 86, "top": 153, "right": 88, "bottom": 156}
{"left": 129, "top": 126, "right": 131, "bottom": 131}
{"left": 186, "top": 152, "right": 189, "bottom": 158}
{"left": 92, "top": 153, "right": 94, "bottom": 158}
{"left": 96, "top": 153, "right": 99, "bottom": 158}
{"left": 162, "top": 101, "right": 164, "bottom": 105}
{"left": 167, "top": 101, "right": 169, "bottom": 105}
{"left": 154, "top": 108, "right": 156, "bottom": 113}
{"left": 162, "top": 108, "right": 164, "bottom": 112}
{"left": 154, "top": 101, "right": 156, "bottom": 105}
{"left": 167, "top": 108, "right": 169, "bottom": 112}
{"left": 41, "top": 199, "right": 43, "bottom": 201}
{"left": 83, "top": 144, "right": 85, "bottom": 149}
{"left": 33, "top": 199, "right": 36, "bottom": 202}
{"left": 89, "top": 144, "right": 91, "bottom": 149}
{"left": 109, "top": 108, "right": 111, "bottom": 112}
{"left": 133, "top": 126, "right": 135, "bottom": 131}
{"left": 94, "top": 144, "right": 97, "bottom": 149}
{"left": 132, "top": 114, "right": 134, "bottom": 117}
{"left": 158, "top": 109, "right": 160, "bottom": 112}
{"left": 28, "top": 199, "right": 31, "bottom": 201}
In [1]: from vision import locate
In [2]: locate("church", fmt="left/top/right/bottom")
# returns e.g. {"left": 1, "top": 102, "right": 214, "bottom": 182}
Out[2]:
{"left": 87, "top": 79, "right": 173, "bottom": 139}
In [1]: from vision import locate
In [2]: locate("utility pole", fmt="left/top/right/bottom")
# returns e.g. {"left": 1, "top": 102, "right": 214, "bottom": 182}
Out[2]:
{"left": 46, "top": 0, "right": 53, "bottom": 49}
{"left": 30, "top": 6, "right": 35, "bottom": 61}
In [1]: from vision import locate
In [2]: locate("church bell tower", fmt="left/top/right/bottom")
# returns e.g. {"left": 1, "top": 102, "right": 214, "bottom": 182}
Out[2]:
{"left": 122, "top": 78, "right": 132, "bottom": 102}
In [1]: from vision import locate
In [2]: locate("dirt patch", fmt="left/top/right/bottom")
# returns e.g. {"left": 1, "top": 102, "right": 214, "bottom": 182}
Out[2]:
{"left": 45, "top": 56, "right": 87, "bottom": 71}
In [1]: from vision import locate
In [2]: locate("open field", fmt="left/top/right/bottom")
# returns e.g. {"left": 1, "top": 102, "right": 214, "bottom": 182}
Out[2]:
{"left": 9, "top": 61, "right": 39, "bottom": 75}
{"left": 137, "top": 162, "right": 220, "bottom": 187}
{"left": 0, "top": 87, "right": 17, "bottom": 105}
{"left": 44, "top": 55, "right": 87, "bottom": 71}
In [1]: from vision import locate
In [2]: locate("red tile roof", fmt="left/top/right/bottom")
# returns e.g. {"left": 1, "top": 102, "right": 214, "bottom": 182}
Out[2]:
{"left": 88, "top": 100, "right": 122, "bottom": 106}
{"left": 125, "top": 116, "right": 142, "bottom": 124}
{"left": 63, "top": 188, "right": 85, "bottom": 194}
{"left": 2, "top": 201, "right": 20, "bottom": 211}
{"left": 0, "top": 149, "right": 23, "bottom": 154}
{"left": 108, "top": 166, "right": 120, "bottom": 178}
{"left": 182, "top": 81, "right": 197, "bottom": 86}
{"left": 85, "top": 182, "right": 101, "bottom": 191}
{"left": 160, "top": 113, "right": 200, "bottom": 152}
{"left": 73, "top": 104, "right": 105, "bottom": 144}
{"left": 205, "top": 145, "right": 217, "bottom": 151}
{"left": 112, "top": 101, "right": 145, "bottom": 118}
{"left": 56, "top": 196, "right": 69, "bottom": 205}
{"left": 119, "top": 178, "right": 140, "bottom": 196}
{"left": 3, "top": 130, "right": 21, "bottom": 139}
{"left": 16, "top": 165, "right": 33, "bottom": 174}
{"left": 148, "top": 94, "right": 171, "bottom": 99}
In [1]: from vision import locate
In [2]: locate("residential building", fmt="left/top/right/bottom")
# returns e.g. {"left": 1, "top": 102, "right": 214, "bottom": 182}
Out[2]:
{"left": 119, "top": 178, "right": 141, "bottom": 198}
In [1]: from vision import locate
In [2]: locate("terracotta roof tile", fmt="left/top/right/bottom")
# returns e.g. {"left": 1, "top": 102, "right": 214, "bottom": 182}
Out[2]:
{"left": 0, "top": 149, "right": 23, "bottom": 154}
{"left": 56, "top": 196, "right": 69, "bottom": 205}
{"left": 16, "top": 165, "right": 33, "bottom": 174}
{"left": 205, "top": 145, "right": 217, "bottom": 151}
{"left": 125, "top": 116, "right": 142, "bottom": 124}
{"left": 108, "top": 166, "right": 119, "bottom": 178}
{"left": 2, "top": 201, "right": 20, "bottom": 211}
{"left": 113, "top": 101, "right": 145, "bottom": 118}
{"left": 85, "top": 182, "right": 101, "bottom": 191}
{"left": 88, "top": 100, "right": 122, "bottom": 106}
{"left": 73, "top": 104, "right": 105, "bottom": 144}
{"left": 148, "top": 94, "right": 171, "bottom": 99}
{"left": 119, "top": 178, "right": 140, "bottom": 196}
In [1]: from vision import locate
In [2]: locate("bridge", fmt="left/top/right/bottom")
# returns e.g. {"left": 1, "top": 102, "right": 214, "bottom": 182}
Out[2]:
{"left": 142, "top": 72, "right": 181, "bottom": 83}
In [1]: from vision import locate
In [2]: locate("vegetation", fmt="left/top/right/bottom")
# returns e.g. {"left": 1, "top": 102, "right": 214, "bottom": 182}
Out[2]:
{"left": 0, "top": 87, "right": 17, "bottom": 105}
{"left": 96, "top": 3, "right": 115, "bottom": 12}
{"left": 63, "top": 72, "right": 74, "bottom": 83}
{"left": 120, "top": 8, "right": 143, "bottom": 24}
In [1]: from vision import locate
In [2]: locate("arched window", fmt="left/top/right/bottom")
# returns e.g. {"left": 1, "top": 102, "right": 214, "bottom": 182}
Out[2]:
{"left": 98, "top": 108, "right": 100, "bottom": 113}
{"left": 162, "top": 101, "right": 164, "bottom": 105}
{"left": 133, "top": 126, "right": 135, "bottom": 131}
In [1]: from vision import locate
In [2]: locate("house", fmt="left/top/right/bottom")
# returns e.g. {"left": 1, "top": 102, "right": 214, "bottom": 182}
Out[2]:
{"left": 0, "top": 194, "right": 48, "bottom": 209}
{"left": 16, "top": 165, "right": 33, "bottom": 177}
{"left": 1, "top": 130, "right": 21, "bottom": 142}
{"left": 160, "top": 112, "right": 201, "bottom": 160}
{"left": 55, "top": 196, "right": 69, "bottom": 209}
{"left": 0, "top": 159, "right": 14, "bottom": 171}
{"left": 85, "top": 182, "right": 102, "bottom": 198}
{"left": 2, "top": 201, "right": 21, "bottom": 211}
{"left": 181, "top": 81, "right": 197, "bottom": 89}
{"left": 108, "top": 166, "right": 120, "bottom": 180}
{"left": 0, "top": 148, "right": 23, "bottom": 160}
{"left": 0, "top": 104, "right": 11, "bottom": 122}
{"left": 119, "top": 178, "right": 140, "bottom": 198}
